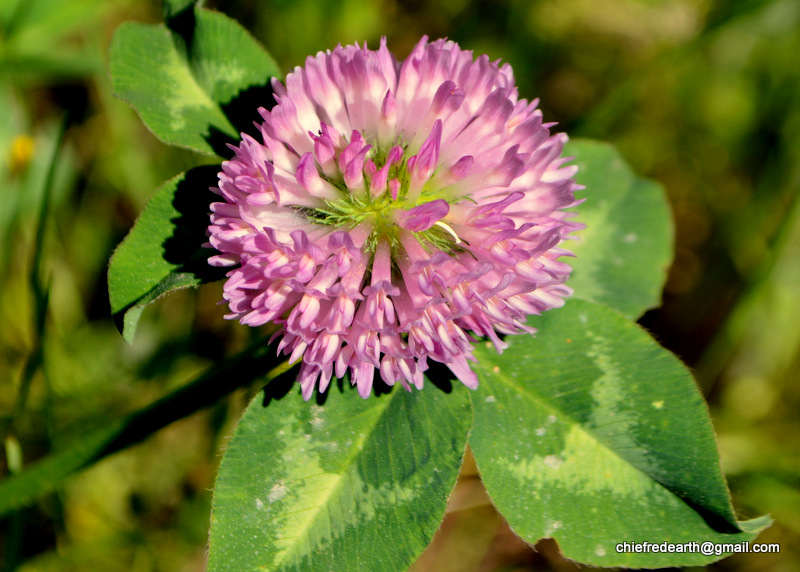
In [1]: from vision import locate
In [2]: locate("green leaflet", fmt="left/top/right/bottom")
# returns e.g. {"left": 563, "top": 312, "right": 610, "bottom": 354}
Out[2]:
{"left": 470, "top": 298, "right": 770, "bottom": 568}
{"left": 208, "top": 381, "right": 472, "bottom": 572}
{"left": 565, "top": 139, "right": 674, "bottom": 319}
{"left": 110, "top": 4, "right": 280, "bottom": 156}
{"left": 107, "top": 3, "right": 282, "bottom": 339}
{"left": 107, "top": 166, "right": 225, "bottom": 341}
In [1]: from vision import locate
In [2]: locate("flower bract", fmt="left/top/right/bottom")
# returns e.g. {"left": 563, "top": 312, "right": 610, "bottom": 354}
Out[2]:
{"left": 208, "top": 37, "right": 582, "bottom": 399}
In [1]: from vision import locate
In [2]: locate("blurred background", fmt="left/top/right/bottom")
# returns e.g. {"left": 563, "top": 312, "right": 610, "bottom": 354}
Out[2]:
{"left": 1, "top": 0, "right": 798, "bottom": 570}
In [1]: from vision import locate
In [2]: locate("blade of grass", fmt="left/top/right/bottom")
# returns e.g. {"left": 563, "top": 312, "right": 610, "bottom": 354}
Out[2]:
{"left": 4, "top": 115, "right": 68, "bottom": 430}
{"left": 0, "top": 113, "right": 67, "bottom": 572}
{"left": 0, "top": 339, "right": 291, "bottom": 517}
{"left": 696, "top": 186, "right": 800, "bottom": 390}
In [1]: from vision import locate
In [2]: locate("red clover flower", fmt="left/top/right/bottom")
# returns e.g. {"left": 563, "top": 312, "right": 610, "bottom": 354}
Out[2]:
{"left": 207, "top": 37, "right": 582, "bottom": 399}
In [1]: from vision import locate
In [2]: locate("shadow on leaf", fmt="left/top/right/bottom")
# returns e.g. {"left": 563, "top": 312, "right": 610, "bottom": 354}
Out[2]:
{"left": 425, "top": 360, "right": 455, "bottom": 394}
{"left": 221, "top": 82, "right": 277, "bottom": 137}
{"left": 163, "top": 164, "right": 227, "bottom": 280}
{"left": 261, "top": 364, "right": 300, "bottom": 407}
{"left": 202, "top": 126, "right": 239, "bottom": 159}
{"left": 165, "top": 1, "right": 196, "bottom": 54}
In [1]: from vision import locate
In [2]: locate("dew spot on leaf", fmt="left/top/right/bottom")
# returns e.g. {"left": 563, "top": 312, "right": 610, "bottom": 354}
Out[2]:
{"left": 268, "top": 482, "right": 288, "bottom": 504}
{"left": 543, "top": 455, "right": 562, "bottom": 469}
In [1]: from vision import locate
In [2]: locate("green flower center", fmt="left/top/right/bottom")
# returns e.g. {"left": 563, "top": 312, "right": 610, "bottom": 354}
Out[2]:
{"left": 300, "top": 144, "right": 464, "bottom": 256}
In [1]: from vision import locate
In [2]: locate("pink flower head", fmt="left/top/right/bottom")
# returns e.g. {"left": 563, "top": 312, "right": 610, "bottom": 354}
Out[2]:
{"left": 208, "top": 37, "right": 582, "bottom": 399}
